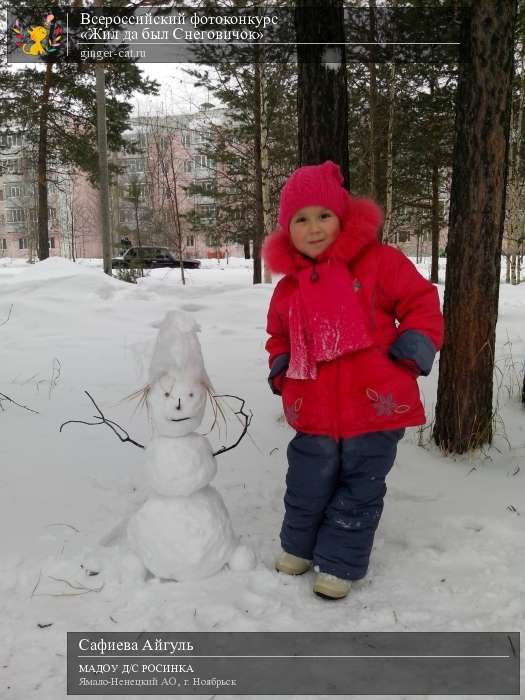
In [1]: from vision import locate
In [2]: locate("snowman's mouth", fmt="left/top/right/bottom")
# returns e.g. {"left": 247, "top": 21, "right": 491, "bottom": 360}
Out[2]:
{"left": 170, "top": 417, "right": 191, "bottom": 422}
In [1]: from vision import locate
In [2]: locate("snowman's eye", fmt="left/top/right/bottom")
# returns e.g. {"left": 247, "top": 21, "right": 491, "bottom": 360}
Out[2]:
{"left": 164, "top": 392, "right": 170, "bottom": 397}
{"left": 189, "top": 393, "right": 194, "bottom": 398}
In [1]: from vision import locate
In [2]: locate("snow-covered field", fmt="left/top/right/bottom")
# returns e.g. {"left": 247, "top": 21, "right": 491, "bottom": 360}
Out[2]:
{"left": 0, "top": 256, "right": 523, "bottom": 700}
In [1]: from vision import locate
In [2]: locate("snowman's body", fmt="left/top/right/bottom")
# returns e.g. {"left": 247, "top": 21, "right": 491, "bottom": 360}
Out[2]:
{"left": 128, "top": 434, "right": 237, "bottom": 581}
{"left": 126, "top": 311, "right": 254, "bottom": 582}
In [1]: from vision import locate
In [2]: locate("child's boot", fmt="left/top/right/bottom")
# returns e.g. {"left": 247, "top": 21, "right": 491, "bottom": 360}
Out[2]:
{"left": 313, "top": 572, "right": 351, "bottom": 599}
{"left": 275, "top": 551, "right": 312, "bottom": 575}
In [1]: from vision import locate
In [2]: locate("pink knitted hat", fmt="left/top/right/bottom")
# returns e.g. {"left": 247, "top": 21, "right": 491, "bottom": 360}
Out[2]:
{"left": 277, "top": 160, "right": 351, "bottom": 231}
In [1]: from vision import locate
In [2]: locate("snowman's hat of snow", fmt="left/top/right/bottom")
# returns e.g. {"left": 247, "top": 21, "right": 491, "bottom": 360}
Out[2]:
{"left": 149, "top": 310, "right": 214, "bottom": 390}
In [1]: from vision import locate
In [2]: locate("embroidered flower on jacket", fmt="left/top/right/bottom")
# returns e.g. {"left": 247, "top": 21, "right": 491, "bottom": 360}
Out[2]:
{"left": 366, "top": 388, "right": 410, "bottom": 416}
{"left": 284, "top": 397, "right": 303, "bottom": 425}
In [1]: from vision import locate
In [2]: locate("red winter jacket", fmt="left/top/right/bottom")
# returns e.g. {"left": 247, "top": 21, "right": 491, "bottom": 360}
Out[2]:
{"left": 263, "top": 198, "right": 444, "bottom": 439}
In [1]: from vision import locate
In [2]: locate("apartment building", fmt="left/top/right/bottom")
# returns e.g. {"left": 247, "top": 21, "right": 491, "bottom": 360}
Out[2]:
{"left": 0, "top": 130, "right": 64, "bottom": 259}
{"left": 115, "top": 106, "right": 243, "bottom": 259}
{"left": 0, "top": 106, "right": 245, "bottom": 261}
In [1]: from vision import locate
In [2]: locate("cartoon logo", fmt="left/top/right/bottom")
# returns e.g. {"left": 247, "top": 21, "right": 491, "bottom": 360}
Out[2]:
{"left": 12, "top": 14, "right": 62, "bottom": 57}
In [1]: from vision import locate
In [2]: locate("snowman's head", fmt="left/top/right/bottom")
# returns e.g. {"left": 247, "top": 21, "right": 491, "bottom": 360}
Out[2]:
{"left": 149, "top": 371, "right": 207, "bottom": 437}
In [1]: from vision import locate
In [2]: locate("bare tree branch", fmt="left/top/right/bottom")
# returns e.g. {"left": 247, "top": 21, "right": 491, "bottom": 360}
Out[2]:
{"left": 0, "top": 304, "right": 13, "bottom": 327}
{"left": 212, "top": 394, "right": 252, "bottom": 457}
{"left": 59, "top": 391, "right": 145, "bottom": 449}
{"left": 0, "top": 392, "right": 39, "bottom": 414}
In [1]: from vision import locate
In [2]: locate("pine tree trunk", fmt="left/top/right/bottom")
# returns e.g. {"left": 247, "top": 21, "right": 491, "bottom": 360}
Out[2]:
{"left": 94, "top": 0, "right": 112, "bottom": 275}
{"left": 504, "top": 32, "right": 524, "bottom": 286}
{"left": 431, "top": 159, "right": 440, "bottom": 283}
{"left": 167, "top": 139, "right": 185, "bottom": 286}
{"left": 382, "top": 63, "right": 395, "bottom": 243}
{"left": 430, "top": 75, "right": 440, "bottom": 284}
{"left": 511, "top": 32, "right": 525, "bottom": 285}
{"left": 296, "top": 0, "right": 349, "bottom": 186}
{"left": 96, "top": 63, "right": 113, "bottom": 276}
{"left": 260, "top": 63, "right": 272, "bottom": 284}
{"left": 368, "top": 0, "right": 378, "bottom": 203}
{"left": 37, "top": 61, "right": 53, "bottom": 261}
{"left": 433, "top": 0, "right": 516, "bottom": 454}
{"left": 510, "top": 254, "right": 517, "bottom": 284}
{"left": 252, "top": 58, "right": 264, "bottom": 285}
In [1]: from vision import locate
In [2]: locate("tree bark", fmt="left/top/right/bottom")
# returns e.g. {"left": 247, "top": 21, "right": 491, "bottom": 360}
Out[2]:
{"left": 37, "top": 61, "right": 53, "bottom": 261}
{"left": 260, "top": 64, "right": 272, "bottom": 284}
{"left": 252, "top": 58, "right": 264, "bottom": 285}
{"left": 509, "top": 32, "right": 525, "bottom": 284}
{"left": 167, "top": 137, "right": 185, "bottom": 286}
{"left": 94, "top": 0, "right": 112, "bottom": 276}
{"left": 429, "top": 74, "right": 441, "bottom": 283}
{"left": 430, "top": 159, "right": 440, "bottom": 283}
{"left": 382, "top": 63, "right": 395, "bottom": 243}
{"left": 295, "top": 0, "right": 349, "bottom": 187}
{"left": 368, "top": 0, "right": 378, "bottom": 201}
{"left": 433, "top": 0, "right": 517, "bottom": 454}
{"left": 96, "top": 64, "right": 113, "bottom": 276}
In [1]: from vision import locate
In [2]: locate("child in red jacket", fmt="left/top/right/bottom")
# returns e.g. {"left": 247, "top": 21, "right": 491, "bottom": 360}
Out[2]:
{"left": 262, "top": 161, "right": 444, "bottom": 599}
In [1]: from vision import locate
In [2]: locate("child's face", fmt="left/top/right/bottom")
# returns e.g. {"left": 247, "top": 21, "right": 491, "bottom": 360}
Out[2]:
{"left": 289, "top": 206, "right": 341, "bottom": 258}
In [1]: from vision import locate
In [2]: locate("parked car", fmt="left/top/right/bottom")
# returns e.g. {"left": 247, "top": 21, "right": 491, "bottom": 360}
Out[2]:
{"left": 111, "top": 246, "right": 201, "bottom": 270}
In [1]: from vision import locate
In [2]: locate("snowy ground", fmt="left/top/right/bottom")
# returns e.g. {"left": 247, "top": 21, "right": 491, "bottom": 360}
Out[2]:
{"left": 0, "top": 255, "right": 523, "bottom": 700}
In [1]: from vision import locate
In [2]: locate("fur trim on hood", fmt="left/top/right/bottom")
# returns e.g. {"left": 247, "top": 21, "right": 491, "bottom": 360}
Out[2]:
{"left": 262, "top": 196, "right": 384, "bottom": 275}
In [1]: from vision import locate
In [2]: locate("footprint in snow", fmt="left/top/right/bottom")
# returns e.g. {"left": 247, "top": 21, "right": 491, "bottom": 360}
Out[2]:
{"left": 180, "top": 303, "right": 207, "bottom": 312}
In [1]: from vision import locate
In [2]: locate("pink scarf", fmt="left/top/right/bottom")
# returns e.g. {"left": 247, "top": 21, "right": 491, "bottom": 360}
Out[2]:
{"left": 287, "top": 259, "right": 373, "bottom": 380}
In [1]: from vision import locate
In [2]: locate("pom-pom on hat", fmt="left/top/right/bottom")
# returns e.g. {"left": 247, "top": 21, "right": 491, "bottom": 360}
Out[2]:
{"left": 277, "top": 160, "right": 351, "bottom": 232}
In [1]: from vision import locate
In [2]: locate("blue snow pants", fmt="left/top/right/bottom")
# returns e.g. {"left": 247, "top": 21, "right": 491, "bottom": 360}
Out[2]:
{"left": 280, "top": 429, "right": 404, "bottom": 581}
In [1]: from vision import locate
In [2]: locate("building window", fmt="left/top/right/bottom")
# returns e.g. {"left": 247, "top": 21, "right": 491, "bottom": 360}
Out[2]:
{"left": 23, "top": 208, "right": 56, "bottom": 223}
{"left": 119, "top": 209, "right": 134, "bottom": 224}
{"left": 197, "top": 203, "right": 216, "bottom": 222}
{"left": 195, "top": 179, "right": 215, "bottom": 194}
{"left": 0, "top": 238, "right": 6, "bottom": 250}
{"left": 193, "top": 154, "right": 205, "bottom": 170}
{"left": 184, "top": 159, "right": 193, "bottom": 173}
{"left": 124, "top": 158, "right": 145, "bottom": 174}
{"left": 193, "top": 130, "right": 209, "bottom": 144}
{"left": 5, "top": 184, "right": 22, "bottom": 198}
{"left": 127, "top": 183, "right": 146, "bottom": 200}
{"left": 181, "top": 132, "right": 191, "bottom": 148}
{"left": 1, "top": 158, "right": 26, "bottom": 175}
{"left": 0, "top": 132, "right": 23, "bottom": 148}
{"left": 136, "top": 132, "right": 147, "bottom": 149}
{"left": 193, "top": 154, "right": 214, "bottom": 171}
{"left": 186, "top": 235, "right": 194, "bottom": 247}
{"left": 49, "top": 237, "right": 55, "bottom": 249}
{"left": 18, "top": 237, "right": 29, "bottom": 249}
{"left": 7, "top": 208, "right": 25, "bottom": 223}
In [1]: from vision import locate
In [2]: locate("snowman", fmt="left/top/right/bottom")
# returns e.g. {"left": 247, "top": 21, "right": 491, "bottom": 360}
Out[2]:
{"left": 126, "top": 310, "right": 255, "bottom": 581}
